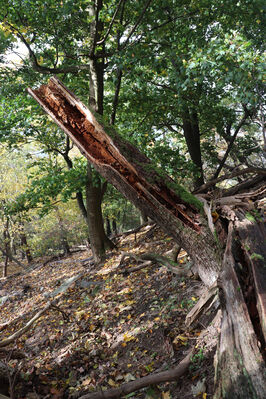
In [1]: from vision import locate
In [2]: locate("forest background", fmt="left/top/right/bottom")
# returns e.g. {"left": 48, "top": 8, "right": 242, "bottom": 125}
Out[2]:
{"left": 0, "top": 1, "right": 265, "bottom": 398}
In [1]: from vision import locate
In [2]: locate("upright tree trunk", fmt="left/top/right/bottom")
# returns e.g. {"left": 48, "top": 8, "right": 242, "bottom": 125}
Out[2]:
{"left": 86, "top": 164, "right": 114, "bottom": 262}
{"left": 2, "top": 219, "right": 11, "bottom": 276}
{"left": 55, "top": 207, "right": 71, "bottom": 255}
{"left": 182, "top": 108, "right": 204, "bottom": 189}
{"left": 19, "top": 224, "right": 33, "bottom": 264}
{"left": 85, "top": 0, "right": 113, "bottom": 261}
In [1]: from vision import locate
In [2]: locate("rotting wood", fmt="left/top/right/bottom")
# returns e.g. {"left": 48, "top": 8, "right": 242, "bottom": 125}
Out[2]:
{"left": 214, "top": 222, "right": 266, "bottom": 399}
{"left": 28, "top": 77, "right": 222, "bottom": 288}
{"left": 28, "top": 77, "right": 200, "bottom": 232}
{"left": 28, "top": 78, "right": 266, "bottom": 398}
{"left": 185, "top": 283, "right": 219, "bottom": 328}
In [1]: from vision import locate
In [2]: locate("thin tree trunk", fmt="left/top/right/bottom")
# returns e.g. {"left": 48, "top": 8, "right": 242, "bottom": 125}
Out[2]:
{"left": 20, "top": 230, "right": 33, "bottom": 264}
{"left": 55, "top": 207, "right": 71, "bottom": 255}
{"left": 182, "top": 108, "right": 204, "bottom": 189}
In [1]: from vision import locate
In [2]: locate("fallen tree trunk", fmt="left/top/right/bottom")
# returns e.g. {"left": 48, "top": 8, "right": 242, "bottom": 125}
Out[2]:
{"left": 28, "top": 77, "right": 221, "bottom": 287}
{"left": 28, "top": 77, "right": 266, "bottom": 398}
{"left": 214, "top": 222, "right": 266, "bottom": 398}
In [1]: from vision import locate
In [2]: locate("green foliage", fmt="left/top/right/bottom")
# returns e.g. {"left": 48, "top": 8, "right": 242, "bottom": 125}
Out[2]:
{"left": 0, "top": 0, "right": 265, "bottom": 251}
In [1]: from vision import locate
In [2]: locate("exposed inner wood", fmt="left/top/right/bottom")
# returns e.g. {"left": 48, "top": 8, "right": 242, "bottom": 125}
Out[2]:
{"left": 28, "top": 77, "right": 200, "bottom": 232}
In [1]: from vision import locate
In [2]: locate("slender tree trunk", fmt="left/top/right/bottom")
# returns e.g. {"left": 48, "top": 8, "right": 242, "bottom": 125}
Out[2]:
{"left": 55, "top": 207, "right": 71, "bottom": 255}
{"left": 85, "top": 0, "right": 114, "bottom": 262}
{"left": 182, "top": 108, "right": 204, "bottom": 189}
{"left": 2, "top": 219, "right": 11, "bottom": 276}
{"left": 86, "top": 164, "right": 113, "bottom": 262}
{"left": 112, "top": 219, "right": 118, "bottom": 235}
{"left": 20, "top": 228, "right": 33, "bottom": 264}
{"left": 106, "top": 217, "right": 112, "bottom": 236}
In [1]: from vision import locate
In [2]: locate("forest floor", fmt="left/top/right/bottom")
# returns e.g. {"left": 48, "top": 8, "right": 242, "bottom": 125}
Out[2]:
{"left": 0, "top": 225, "right": 220, "bottom": 399}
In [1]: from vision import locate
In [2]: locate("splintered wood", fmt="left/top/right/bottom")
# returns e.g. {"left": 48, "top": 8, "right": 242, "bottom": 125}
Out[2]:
{"left": 28, "top": 77, "right": 201, "bottom": 232}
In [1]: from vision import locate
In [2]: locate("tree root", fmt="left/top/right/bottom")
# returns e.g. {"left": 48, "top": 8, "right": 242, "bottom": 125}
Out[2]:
{"left": 79, "top": 349, "right": 194, "bottom": 399}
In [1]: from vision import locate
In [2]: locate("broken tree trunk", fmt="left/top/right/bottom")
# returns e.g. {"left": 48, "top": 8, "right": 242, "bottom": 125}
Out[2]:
{"left": 28, "top": 77, "right": 266, "bottom": 398}
{"left": 27, "top": 77, "right": 221, "bottom": 287}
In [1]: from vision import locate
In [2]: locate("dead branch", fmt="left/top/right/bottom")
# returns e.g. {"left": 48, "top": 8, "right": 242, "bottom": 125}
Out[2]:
{"left": 194, "top": 167, "right": 266, "bottom": 194}
{"left": 119, "top": 252, "right": 191, "bottom": 276}
{"left": 196, "top": 196, "right": 215, "bottom": 234}
{"left": 122, "top": 260, "right": 154, "bottom": 274}
{"left": 79, "top": 349, "right": 194, "bottom": 399}
{"left": 185, "top": 283, "right": 219, "bottom": 328}
{"left": 0, "top": 245, "right": 26, "bottom": 270}
{"left": 0, "top": 302, "right": 53, "bottom": 348}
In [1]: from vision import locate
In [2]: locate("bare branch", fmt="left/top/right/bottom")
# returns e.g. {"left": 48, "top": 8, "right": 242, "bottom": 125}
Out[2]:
{"left": 193, "top": 167, "right": 266, "bottom": 194}
{"left": 122, "top": 0, "right": 153, "bottom": 49}
{"left": 96, "top": 0, "right": 125, "bottom": 45}
{"left": 212, "top": 112, "right": 250, "bottom": 180}
{"left": 0, "top": 302, "right": 53, "bottom": 348}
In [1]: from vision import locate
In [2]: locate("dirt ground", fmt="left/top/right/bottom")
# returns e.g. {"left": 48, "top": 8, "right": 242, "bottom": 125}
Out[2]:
{"left": 0, "top": 225, "right": 220, "bottom": 399}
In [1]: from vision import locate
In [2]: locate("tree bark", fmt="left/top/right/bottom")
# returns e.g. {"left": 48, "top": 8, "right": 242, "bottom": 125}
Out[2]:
{"left": 28, "top": 77, "right": 221, "bottom": 286}
{"left": 84, "top": 0, "right": 114, "bottom": 262}
{"left": 28, "top": 77, "right": 266, "bottom": 398}
{"left": 182, "top": 108, "right": 204, "bottom": 189}
{"left": 19, "top": 224, "right": 33, "bottom": 264}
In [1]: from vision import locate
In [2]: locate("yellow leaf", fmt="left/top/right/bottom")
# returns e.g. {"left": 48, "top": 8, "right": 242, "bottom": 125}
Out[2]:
{"left": 154, "top": 317, "right": 160, "bottom": 321}
{"left": 108, "top": 378, "right": 117, "bottom": 387}
{"left": 123, "top": 333, "right": 136, "bottom": 342}
{"left": 125, "top": 300, "right": 135, "bottom": 306}
{"left": 202, "top": 394, "right": 207, "bottom": 399}
{"left": 191, "top": 297, "right": 197, "bottom": 301}
{"left": 82, "top": 377, "right": 91, "bottom": 386}
{"left": 173, "top": 335, "right": 188, "bottom": 344}
{"left": 162, "top": 392, "right": 171, "bottom": 399}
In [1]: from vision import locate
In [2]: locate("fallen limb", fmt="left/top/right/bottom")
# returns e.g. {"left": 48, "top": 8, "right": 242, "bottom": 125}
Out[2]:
{"left": 119, "top": 252, "right": 191, "bottom": 276}
{"left": 79, "top": 349, "right": 194, "bottom": 399}
{"left": 0, "top": 245, "right": 26, "bottom": 270}
{"left": 122, "top": 260, "right": 153, "bottom": 274}
{"left": 193, "top": 167, "right": 266, "bottom": 194}
{"left": 0, "top": 302, "right": 53, "bottom": 348}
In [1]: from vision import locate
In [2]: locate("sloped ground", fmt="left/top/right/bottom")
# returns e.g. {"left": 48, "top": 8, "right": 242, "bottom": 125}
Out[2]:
{"left": 0, "top": 226, "right": 219, "bottom": 399}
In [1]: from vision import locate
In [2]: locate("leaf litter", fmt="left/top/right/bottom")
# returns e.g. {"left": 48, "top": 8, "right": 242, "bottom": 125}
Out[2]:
{"left": 0, "top": 225, "right": 219, "bottom": 398}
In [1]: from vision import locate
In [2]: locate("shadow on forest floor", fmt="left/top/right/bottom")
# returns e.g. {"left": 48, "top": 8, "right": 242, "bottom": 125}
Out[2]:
{"left": 0, "top": 225, "right": 219, "bottom": 398}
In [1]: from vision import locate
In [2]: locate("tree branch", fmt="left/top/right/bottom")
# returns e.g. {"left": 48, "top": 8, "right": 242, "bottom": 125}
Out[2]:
{"left": 212, "top": 113, "right": 250, "bottom": 180}
{"left": 96, "top": 0, "right": 125, "bottom": 45}
{"left": 121, "top": 0, "right": 153, "bottom": 49}
{"left": 193, "top": 167, "right": 266, "bottom": 194}
{"left": 0, "top": 302, "right": 53, "bottom": 348}
{"left": 0, "top": 245, "right": 26, "bottom": 270}
{"left": 79, "top": 349, "right": 193, "bottom": 399}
